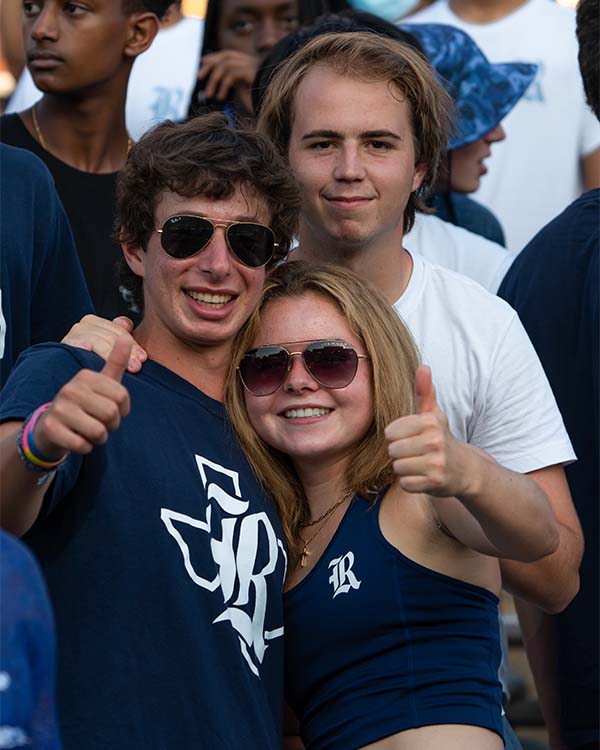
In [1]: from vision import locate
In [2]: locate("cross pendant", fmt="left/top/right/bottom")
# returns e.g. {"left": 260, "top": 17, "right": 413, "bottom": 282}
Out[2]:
{"left": 300, "top": 545, "right": 309, "bottom": 568}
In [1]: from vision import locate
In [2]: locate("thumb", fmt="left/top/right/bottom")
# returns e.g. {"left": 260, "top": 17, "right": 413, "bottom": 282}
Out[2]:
{"left": 415, "top": 365, "right": 437, "bottom": 414}
{"left": 101, "top": 336, "right": 132, "bottom": 383}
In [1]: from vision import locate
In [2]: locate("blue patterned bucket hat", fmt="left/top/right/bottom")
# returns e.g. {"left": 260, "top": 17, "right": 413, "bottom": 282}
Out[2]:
{"left": 400, "top": 23, "right": 537, "bottom": 150}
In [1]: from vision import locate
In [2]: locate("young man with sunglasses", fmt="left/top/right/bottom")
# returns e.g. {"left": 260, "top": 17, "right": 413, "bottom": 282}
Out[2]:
{"left": 0, "top": 113, "right": 299, "bottom": 750}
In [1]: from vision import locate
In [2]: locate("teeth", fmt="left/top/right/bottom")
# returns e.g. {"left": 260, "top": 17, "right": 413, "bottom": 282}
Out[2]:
{"left": 186, "top": 290, "right": 233, "bottom": 306}
{"left": 284, "top": 408, "right": 331, "bottom": 419}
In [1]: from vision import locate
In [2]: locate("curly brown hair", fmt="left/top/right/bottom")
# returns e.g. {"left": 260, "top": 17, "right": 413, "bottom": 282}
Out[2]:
{"left": 576, "top": 0, "right": 599, "bottom": 121}
{"left": 116, "top": 112, "right": 301, "bottom": 312}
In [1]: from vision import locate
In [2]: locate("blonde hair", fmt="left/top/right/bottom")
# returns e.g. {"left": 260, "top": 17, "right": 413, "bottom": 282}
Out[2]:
{"left": 256, "top": 31, "right": 454, "bottom": 234}
{"left": 225, "top": 261, "right": 420, "bottom": 561}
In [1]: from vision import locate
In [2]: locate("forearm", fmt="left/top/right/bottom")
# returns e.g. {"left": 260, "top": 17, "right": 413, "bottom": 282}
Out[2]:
{"left": 0, "top": 422, "right": 53, "bottom": 537}
{"left": 514, "top": 598, "right": 563, "bottom": 748}
{"left": 501, "top": 524, "right": 580, "bottom": 612}
{"left": 500, "top": 465, "right": 582, "bottom": 612}
{"left": 453, "top": 445, "right": 559, "bottom": 561}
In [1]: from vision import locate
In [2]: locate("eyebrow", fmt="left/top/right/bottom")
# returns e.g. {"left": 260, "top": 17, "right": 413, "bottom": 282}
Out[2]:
{"left": 300, "top": 129, "right": 403, "bottom": 142}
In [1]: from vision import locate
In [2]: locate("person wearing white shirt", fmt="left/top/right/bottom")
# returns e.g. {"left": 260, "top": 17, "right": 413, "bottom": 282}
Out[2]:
{"left": 408, "top": 0, "right": 600, "bottom": 252}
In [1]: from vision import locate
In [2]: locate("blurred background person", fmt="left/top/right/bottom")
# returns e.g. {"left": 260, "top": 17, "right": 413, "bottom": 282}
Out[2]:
{"left": 3, "top": 2, "right": 204, "bottom": 140}
{"left": 0, "top": 0, "right": 171, "bottom": 320}
{"left": 498, "top": 0, "right": 599, "bottom": 746}
{"left": 0, "top": 144, "right": 93, "bottom": 388}
{"left": 0, "top": 529, "right": 62, "bottom": 750}
{"left": 408, "top": 0, "right": 600, "bottom": 253}
{"left": 403, "top": 22, "right": 536, "bottom": 247}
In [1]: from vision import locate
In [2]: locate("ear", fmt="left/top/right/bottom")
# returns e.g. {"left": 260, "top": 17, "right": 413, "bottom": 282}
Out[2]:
{"left": 121, "top": 237, "right": 146, "bottom": 278}
{"left": 123, "top": 12, "right": 160, "bottom": 59}
{"left": 411, "top": 161, "right": 427, "bottom": 193}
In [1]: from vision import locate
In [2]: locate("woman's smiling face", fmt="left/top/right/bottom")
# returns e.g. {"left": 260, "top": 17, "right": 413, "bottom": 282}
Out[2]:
{"left": 243, "top": 291, "right": 374, "bottom": 475}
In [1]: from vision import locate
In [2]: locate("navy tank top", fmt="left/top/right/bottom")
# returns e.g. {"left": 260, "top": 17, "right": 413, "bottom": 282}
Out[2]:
{"left": 284, "top": 492, "right": 503, "bottom": 750}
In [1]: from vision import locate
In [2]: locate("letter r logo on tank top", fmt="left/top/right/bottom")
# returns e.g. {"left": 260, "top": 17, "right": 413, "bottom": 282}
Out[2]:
{"left": 328, "top": 551, "right": 361, "bottom": 599}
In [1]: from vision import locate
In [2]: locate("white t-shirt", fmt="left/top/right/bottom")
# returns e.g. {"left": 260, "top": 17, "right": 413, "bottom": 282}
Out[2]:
{"left": 408, "top": 0, "right": 600, "bottom": 252}
{"left": 405, "top": 212, "right": 513, "bottom": 293}
{"left": 395, "top": 252, "right": 575, "bottom": 472}
{"left": 6, "top": 17, "right": 204, "bottom": 142}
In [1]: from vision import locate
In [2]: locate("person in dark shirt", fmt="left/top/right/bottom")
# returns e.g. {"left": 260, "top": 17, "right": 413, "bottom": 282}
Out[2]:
{"left": 0, "top": 0, "right": 170, "bottom": 319}
{"left": 0, "top": 529, "right": 62, "bottom": 750}
{"left": 0, "top": 144, "right": 93, "bottom": 387}
{"left": 187, "top": 0, "right": 350, "bottom": 120}
{"left": 0, "top": 114, "right": 299, "bottom": 750}
{"left": 498, "top": 1, "right": 599, "bottom": 746}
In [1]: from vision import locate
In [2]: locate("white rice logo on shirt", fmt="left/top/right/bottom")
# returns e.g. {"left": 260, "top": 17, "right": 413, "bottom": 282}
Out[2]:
{"left": 161, "top": 455, "right": 287, "bottom": 677}
{"left": 328, "top": 551, "right": 361, "bottom": 598}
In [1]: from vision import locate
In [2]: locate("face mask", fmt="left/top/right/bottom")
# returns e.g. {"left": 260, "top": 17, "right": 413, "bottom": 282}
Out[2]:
{"left": 348, "top": 0, "right": 421, "bottom": 22}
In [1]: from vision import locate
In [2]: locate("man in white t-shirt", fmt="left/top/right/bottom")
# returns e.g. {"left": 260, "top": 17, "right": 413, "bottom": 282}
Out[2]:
{"left": 257, "top": 28, "right": 581, "bottom": 613}
{"left": 255, "top": 29, "right": 581, "bottom": 748}
{"left": 408, "top": 0, "right": 600, "bottom": 252}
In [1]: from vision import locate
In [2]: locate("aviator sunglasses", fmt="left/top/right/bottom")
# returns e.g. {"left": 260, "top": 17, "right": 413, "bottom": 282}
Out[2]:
{"left": 238, "top": 339, "right": 369, "bottom": 396}
{"left": 156, "top": 215, "right": 279, "bottom": 268}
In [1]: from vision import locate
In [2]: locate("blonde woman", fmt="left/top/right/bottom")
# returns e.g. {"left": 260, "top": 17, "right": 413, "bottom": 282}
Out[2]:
{"left": 226, "top": 260, "right": 558, "bottom": 750}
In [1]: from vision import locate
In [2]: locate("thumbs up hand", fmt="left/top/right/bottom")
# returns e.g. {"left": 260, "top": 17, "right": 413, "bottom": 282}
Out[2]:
{"left": 34, "top": 337, "right": 132, "bottom": 460}
{"left": 384, "top": 365, "right": 469, "bottom": 497}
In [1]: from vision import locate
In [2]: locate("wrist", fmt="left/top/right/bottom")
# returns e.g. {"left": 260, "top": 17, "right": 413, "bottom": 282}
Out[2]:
{"left": 454, "top": 442, "right": 494, "bottom": 501}
{"left": 17, "top": 404, "right": 69, "bottom": 474}
{"left": 32, "top": 410, "right": 65, "bottom": 461}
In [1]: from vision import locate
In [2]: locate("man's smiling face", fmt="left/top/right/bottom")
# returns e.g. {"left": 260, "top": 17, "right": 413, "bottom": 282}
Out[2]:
{"left": 288, "top": 64, "right": 425, "bottom": 255}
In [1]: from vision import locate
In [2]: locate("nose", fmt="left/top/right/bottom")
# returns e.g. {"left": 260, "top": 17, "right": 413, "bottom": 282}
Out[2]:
{"left": 283, "top": 352, "right": 318, "bottom": 393}
{"left": 332, "top": 143, "right": 367, "bottom": 182}
{"left": 484, "top": 124, "right": 506, "bottom": 144}
{"left": 255, "top": 17, "right": 280, "bottom": 57}
{"left": 30, "top": 3, "right": 60, "bottom": 42}
{"left": 196, "top": 226, "right": 233, "bottom": 280}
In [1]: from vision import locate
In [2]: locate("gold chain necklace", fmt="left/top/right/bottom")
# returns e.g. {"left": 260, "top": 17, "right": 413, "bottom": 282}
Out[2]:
{"left": 298, "top": 491, "right": 352, "bottom": 568}
{"left": 300, "top": 492, "right": 352, "bottom": 528}
{"left": 32, "top": 103, "right": 132, "bottom": 155}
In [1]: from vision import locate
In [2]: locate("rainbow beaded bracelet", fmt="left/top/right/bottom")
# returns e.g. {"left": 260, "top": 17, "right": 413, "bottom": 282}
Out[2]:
{"left": 17, "top": 403, "right": 69, "bottom": 475}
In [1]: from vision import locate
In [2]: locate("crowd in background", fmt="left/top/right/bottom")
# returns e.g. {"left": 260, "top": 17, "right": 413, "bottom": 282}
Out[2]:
{"left": 0, "top": 1, "right": 598, "bottom": 750}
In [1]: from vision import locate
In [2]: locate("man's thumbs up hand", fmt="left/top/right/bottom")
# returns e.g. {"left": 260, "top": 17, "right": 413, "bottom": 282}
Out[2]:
{"left": 34, "top": 337, "right": 132, "bottom": 459}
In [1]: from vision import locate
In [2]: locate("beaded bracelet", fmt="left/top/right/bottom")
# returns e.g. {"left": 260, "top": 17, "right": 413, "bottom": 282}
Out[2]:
{"left": 17, "top": 403, "right": 69, "bottom": 481}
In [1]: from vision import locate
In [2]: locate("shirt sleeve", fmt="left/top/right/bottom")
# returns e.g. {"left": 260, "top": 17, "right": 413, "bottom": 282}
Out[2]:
{"left": 470, "top": 313, "right": 576, "bottom": 473}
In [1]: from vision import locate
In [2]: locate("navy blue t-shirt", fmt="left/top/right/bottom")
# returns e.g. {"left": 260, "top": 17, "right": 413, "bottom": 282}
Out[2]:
{"left": 0, "top": 530, "right": 62, "bottom": 750}
{"left": 0, "top": 144, "right": 93, "bottom": 387}
{"left": 499, "top": 189, "right": 599, "bottom": 747}
{"left": 0, "top": 344, "right": 287, "bottom": 750}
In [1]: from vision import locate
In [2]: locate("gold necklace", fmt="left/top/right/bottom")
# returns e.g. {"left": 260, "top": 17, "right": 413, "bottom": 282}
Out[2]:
{"left": 298, "top": 491, "right": 352, "bottom": 568}
{"left": 31, "top": 104, "right": 46, "bottom": 150}
{"left": 300, "top": 492, "right": 352, "bottom": 528}
{"left": 31, "top": 103, "right": 132, "bottom": 155}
